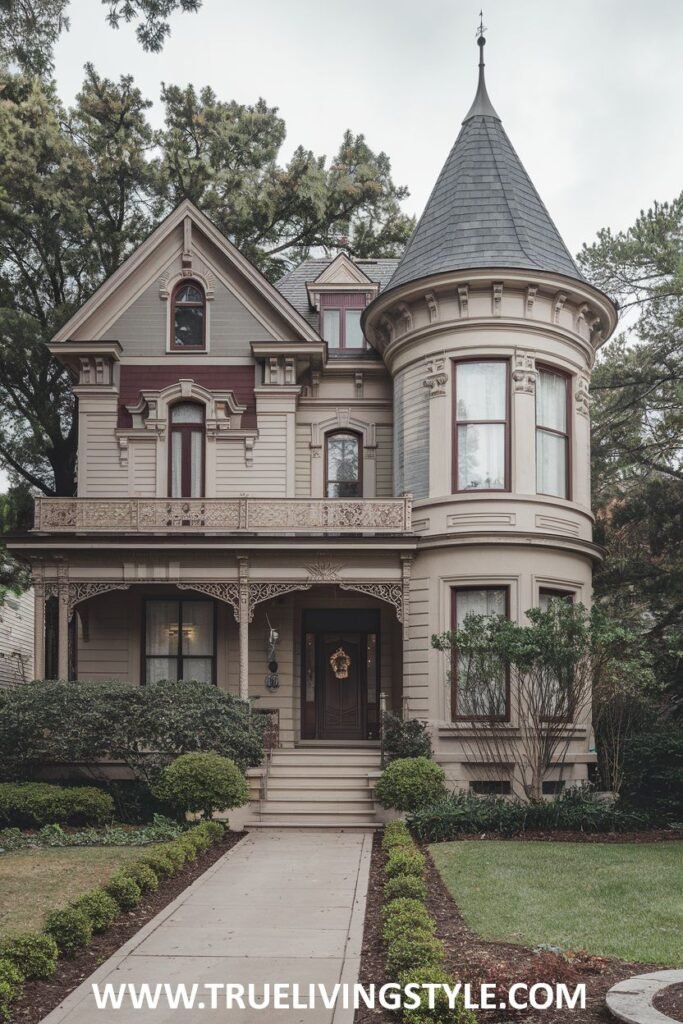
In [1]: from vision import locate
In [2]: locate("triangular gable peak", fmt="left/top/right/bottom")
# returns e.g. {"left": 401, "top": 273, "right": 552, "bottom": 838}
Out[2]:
{"left": 52, "top": 200, "right": 321, "bottom": 346}
{"left": 306, "top": 253, "right": 379, "bottom": 311}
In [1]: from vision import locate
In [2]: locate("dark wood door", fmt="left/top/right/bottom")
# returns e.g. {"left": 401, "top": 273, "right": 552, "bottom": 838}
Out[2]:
{"left": 317, "top": 632, "right": 365, "bottom": 740}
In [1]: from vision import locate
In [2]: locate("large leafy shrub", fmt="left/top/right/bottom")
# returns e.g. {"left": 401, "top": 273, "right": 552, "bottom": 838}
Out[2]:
{"left": 71, "top": 890, "right": 119, "bottom": 933}
{"left": 0, "top": 783, "right": 113, "bottom": 827}
{"left": 0, "top": 933, "right": 58, "bottom": 981}
{"left": 620, "top": 726, "right": 683, "bottom": 821}
{"left": 106, "top": 872, "right": 142, "bottom": 911}
{"left": 157, "top": 752, "right": 249, "bottom": 819}
{"left": 0, "top": 959, "right": 23, "bottom": 1021}
{"left": 0, "top": 680, "right": 264, "bottom": 785}
{"left": 44, "top": 907, "right": 92, "bottom": 957}
{"left": 375, "top": 757, "right": 446, "bottom": 812}
{"left": 382, "top": 713, "right": 433, "bottom": 762}
{"left": 408, "top": 787, "right": 653, "bottom": 842}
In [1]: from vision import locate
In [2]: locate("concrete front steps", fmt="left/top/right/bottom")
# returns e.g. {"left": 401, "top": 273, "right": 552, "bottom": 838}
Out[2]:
{"left": 247, "top": 744, "right": 382, "bottom": 831}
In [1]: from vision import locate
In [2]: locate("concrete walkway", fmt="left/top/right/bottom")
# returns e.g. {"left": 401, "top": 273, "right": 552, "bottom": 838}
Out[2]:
{"left": 41, "top": 830, "right": 373, "bottom": 1024}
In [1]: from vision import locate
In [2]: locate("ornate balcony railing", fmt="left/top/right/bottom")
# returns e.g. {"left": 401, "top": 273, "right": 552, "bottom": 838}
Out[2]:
{"left": 33, "top": 496, "right": 413, "bottom": 535}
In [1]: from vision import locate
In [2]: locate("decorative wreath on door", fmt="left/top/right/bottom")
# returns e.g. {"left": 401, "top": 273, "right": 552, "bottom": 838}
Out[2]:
{"left": 329, "top": 647, "right": 351, "bottom": 680}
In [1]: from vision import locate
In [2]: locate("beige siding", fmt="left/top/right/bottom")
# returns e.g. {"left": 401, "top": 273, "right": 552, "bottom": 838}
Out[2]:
{"left": 80, "top": 412, "right": 127, "bottom": 497}
{"left": 295, "top": 424, "right": 311, "bottom": 497}
{"left": 394, "top": 363, "right": 429, "bottom": 498}
{"left": 403, "top": 575, "right": 431, "bottom": 717}
{"left": 76, "top": 591, "right": 132, "bottom": 682}
{"left": 0, "top": 590, "right": 33, "bottom": 686}
{"left": 130, "top": 441, "right": 157, "bottom": 497}
{"left": 214, "top": 414, "right": 288, "bottom": 497}
{"left": 375, "top": 423, "right": 394, "bottom": 497}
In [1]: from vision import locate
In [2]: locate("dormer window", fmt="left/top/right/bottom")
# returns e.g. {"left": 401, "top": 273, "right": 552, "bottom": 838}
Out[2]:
{"left": 320, "top": 295, "right": 367, "bottom": 351}
{"left": 171, "top": 281, "right": 206, "bottom": 350}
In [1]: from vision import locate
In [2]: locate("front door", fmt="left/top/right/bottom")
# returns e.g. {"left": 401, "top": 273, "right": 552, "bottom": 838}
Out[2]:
{"left": 317, "top": 632, "right": 365, "bottom": 741}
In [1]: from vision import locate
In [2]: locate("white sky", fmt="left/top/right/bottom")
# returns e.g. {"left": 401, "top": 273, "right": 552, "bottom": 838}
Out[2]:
{"left": 2, "top": 0, "right": 682, "bottom": 494}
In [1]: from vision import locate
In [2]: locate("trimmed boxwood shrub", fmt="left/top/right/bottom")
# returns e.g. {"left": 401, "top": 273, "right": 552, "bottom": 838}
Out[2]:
{"left": 384, "top": 848, "right": 426, "bottom": 879}
{"left": 157, "top": 842, "right": 187, "bottom": 871}
{"left": 386, "top": 932, "right": 445, "bottom": 977}
{"left": 139, "top": 850, "right": 175, "bottom": 879}
{"left": 383, "top": 909, "right": 434, "bottom": 945}
{"left": 106, "top": 872, "right": 142, "bottom": 911}
{"left": 71, "top": 890, "right": 119, "bottom": 933}
{"left": 375, "top": 758, "right": 446, "bottom": 812}
{"left": 398, "top": 966, "right": 477, "bottom": 1024}
{"left": 383, "top": 897, "right": 428, "bottom": 921}
{"left": 0, "top": 959, "right": 23, "bottom": 1021}
{"left": 45, "top": 907, "right": 92, "bottom": 957}
{"left": 202, "top": 820, "right": 225, "bottom": 843}
{"left": 0, "top": 933, "right": 58, "bottom": 981}
{"left": 382, "top": 820, "right": 412, "bottom": 852}
{"left": 157, "top": 752, "right": 249, "bottom": 820}
{"left": 384, "top": 875, "right": 428, "bottom": 903}
{"left": 122, "top": 862, "right": 159, "bottom": 893}
{"left": 0, "top": 783, "right": 114, "bottom": 828}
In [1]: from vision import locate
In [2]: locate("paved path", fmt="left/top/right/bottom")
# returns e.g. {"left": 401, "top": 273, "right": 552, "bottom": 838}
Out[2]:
{"left": 41, "top": 830, "right": 373, "bottom": 1024}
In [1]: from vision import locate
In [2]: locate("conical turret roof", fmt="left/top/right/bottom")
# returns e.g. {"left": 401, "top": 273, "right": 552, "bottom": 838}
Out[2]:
{"left": 387, "top": 33, "right": 584, "bottom": 292}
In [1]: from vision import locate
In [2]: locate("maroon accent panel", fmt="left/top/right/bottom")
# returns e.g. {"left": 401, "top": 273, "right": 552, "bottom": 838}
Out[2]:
{"left": 319, "top": 292, "right": 368, "bottom": 311}
{"left": 117, "top": 365, "right": 257, "bottom": 428}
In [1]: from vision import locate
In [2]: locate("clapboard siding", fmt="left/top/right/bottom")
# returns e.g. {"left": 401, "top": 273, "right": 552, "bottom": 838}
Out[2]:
{"left": 403, "top": 576, "right": 431, "bottom": 715}
{"left": 295, "top": 424, "right": 311, "bottom": 496}
{"left": 81, "top": 413, "right": 127, "bottom": 497}
{"left": 130, "top": 441, "right": 156, "bottom": 496}
{"left": 375, "top": 423, "right": 394, "bottom": 497}
{"left": 0, "top": 590, "right": 33, "bottom": 686}
{"left": 76, "top": 592, "right": 131, "bottom": 682}
{"left": 107, "top": 278, "right": 273, "bottom": 357}
{"left": 214, "top": 414, "right": 288, "bottom": 496}
{"left": 394, "top": 364, "right": 429, "bottom": 498}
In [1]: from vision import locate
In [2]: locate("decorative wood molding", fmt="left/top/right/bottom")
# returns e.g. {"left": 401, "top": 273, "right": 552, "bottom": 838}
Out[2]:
{"left": 248, "top": 582, "right": 312, "bottom": 622}
{"left": 492, "top": 282, "right": 504, "bottom": 317}
{"left": 178, "top": 581, "right": 240, "bottom": 616}
{"left": 423, "top": 357, "right": 448, "bottom": 398}
{"left": 552, "top": 291, "right": 567, "bottom": 324}
{"left": 67, "top": 582, "right": 131, "bottom": 619}
{"left": 397, "top": 303, "right": 413, "bottom": 334}
{"left": 425, "top": 292, "right": 439, "bottom": 324}
{"left": 304, "top": 560, "right": 344, "bottom": 581}
{"left": 458, "top": 285, "right": 469, "bottom": 318}
{"left": 525, "top": 285, "right": 537, "bottom": 318}
{"left": 512, "top": 350, "right": 537, "bottom": 394}
{"left": 338, "top": 581, "right": 404, "bottom": 622}
{"left": 575, "top": 371, "right": 591, "bottom": 417}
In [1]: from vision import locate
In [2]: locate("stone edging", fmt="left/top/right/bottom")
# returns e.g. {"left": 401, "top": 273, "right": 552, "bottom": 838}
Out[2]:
{"left": 606, "top": 970, "right": 683, "bottom": 1023}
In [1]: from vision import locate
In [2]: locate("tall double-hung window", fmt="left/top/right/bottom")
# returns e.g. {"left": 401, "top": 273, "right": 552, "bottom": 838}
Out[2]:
{"left": 454, "top": 360, "right": 509, "bottom": 491}
{"left": 536, "top": 368, "right": 570, "bottom": 498}
{"left": 451, "top": 587, "right": 509, "bottom": 720}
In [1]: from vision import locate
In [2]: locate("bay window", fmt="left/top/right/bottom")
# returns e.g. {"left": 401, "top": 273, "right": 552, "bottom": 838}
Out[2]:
{"left": 536, "top": 368, "right": 570, "bottom": 498}
{"left": 454, "top": 360, "right": 508, "bottom": 491}
{"left": 144, "top": 598, "right": 215, "bottom": 684}
{"left": 451, "top": 587, "right": 508, "bottom": 720}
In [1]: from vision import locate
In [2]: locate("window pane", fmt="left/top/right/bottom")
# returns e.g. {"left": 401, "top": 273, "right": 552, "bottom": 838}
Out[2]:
{"left": 345, "top": 309, "right": 364, "bottom": 348}
{"left": 537, "top": 371, "right": 567, "bottom": 432}
{"left": 455, "top": 589, "right": 506, "bottom": 718}
{"left": 539, "top": 590, "right": 573, "bottom": 611}
{"left": 171, "top": 432, "right": 182, "bottom": 497}
{"left": 323, "top": 309, "right": 340, "bottom": 347}
{"left": 327, "top": 433, "right": 360, "bottom": 497}
{"left": 176, "top": 284, "right": 203, "bottom": 304}
{"left": 181, "top": 658, "right": 213, "bottom": 683}
{"left": 146, "top": 600, "right": 179, "bottom": 656}
{"left": 147, "top": 657, "right": 177, "bottom": 683}
{"left": 455, "top": 588, "right": 506, "bottom": 626}
{"left": 181, "top": 601, "right": 214, "bottom": 656}
{"left": 456, "top": 362, "right": 506, "bottom": 420}
{"left": 171, "top": 403, "right": 203, "bottom": 424}
{"left": 536, "top": 430, "right": 567, "bottom": 497}
{"left": 174, "top": 306, "right": 204, "bottom": 347}
{"left": 457, "top": 423, "right": 505, "bottom": 489}
{"left": 190, "top": 431, "right": 203, "bottom": 497}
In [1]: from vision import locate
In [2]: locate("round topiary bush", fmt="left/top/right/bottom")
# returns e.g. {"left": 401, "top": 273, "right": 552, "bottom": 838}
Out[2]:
{"left": 386, "top": 931, "right": 445, "bottom": 976}
{"left": 45, "top": 907, "right": 92, "bottom": 957}
{"left": 383, "top": 875, "right": 428, "bottom": 903}
{"left": 71, "top": 890, "right": 119, "bottom": 933}
{"left": 384, "top": 848, "right": 426, "bottom": 879}
{"left": 383, "top": 896, "right": 428, "bottom": 922}
{"left": 106, "top": 872, "right": 142, "bottom": 911}
{"left": 382, "top": 821, "right": 413, "bottom": 853}
{"left": 157, "top": 752, "right": 249, "bottom": 820}
{"left": 383, "top": 908, "right": 434, "bottom": 945}
{"left": 375, "top": 757, "right": 446, "bottom": 812}
{"left": 122, "top": 862, "right": 158, "bottom": 894}
{"left": 202, "top": 820, "right": 225, "bottom": 843}
{"left": 0, "top": 933, "right": 58, "bottom": 981}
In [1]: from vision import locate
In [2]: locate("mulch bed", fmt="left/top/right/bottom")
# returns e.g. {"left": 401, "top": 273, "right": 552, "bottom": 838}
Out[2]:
{"left": 655, "top": 982, "right": 683, "bottom": 1023}
{"left": 9, "top": 831, "right": 244, "bottom": 1024}
{"left": 354, "top": 832, "right": 676, "bottom": 1024}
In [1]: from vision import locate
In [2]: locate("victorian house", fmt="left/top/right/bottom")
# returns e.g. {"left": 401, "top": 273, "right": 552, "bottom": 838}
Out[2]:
{"left": 8, "top": 36, "right": 617, "bottom": 825}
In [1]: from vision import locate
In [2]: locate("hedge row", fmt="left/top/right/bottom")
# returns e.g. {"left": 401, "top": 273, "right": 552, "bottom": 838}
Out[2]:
{"left": 0, "top": 783, "right": 115, "bottom": 828}
{"left": 0, "top": 821, "right": 225, "bottom": 1020}
{"left": 381, "top": 821, "right": 476, "bottom": 1024}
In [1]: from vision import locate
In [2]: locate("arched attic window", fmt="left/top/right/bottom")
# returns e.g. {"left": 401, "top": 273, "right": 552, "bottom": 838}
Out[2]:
{"left": 171, "top": 280, "right": 206, "bottom": 350}
{"left": 169, "top": 402, "right": 205, "bottom": 497}
{"left": 325, "top": 431, "right": 362, "bottom": 498}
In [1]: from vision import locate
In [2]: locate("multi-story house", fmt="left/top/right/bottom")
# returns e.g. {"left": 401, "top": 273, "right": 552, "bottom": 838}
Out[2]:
{"left": 8, "top": 36, "right": 616, "bottom": 825}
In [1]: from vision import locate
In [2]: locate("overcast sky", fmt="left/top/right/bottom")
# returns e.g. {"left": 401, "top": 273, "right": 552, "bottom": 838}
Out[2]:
{"left": 3, "top": 0, "right": 682, "bottom": 494}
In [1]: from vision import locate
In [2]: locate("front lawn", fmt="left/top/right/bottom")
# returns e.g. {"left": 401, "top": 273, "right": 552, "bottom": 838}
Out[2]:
{"left": 431, "top": 840, "right": 683, "bottom": 966}
{"left": 0, "top": 847, "right": 144, "bottom": 934}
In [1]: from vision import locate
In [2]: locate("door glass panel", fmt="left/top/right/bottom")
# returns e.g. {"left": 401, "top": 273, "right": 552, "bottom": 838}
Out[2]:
{"left": 457, "top": 423, "right": 505, "bottom": 489}
{"left": 305, "top": 633, "right": 315, "bottom": 702}
{"left": 366, "top": 633, "right": 378, "bottom": 702}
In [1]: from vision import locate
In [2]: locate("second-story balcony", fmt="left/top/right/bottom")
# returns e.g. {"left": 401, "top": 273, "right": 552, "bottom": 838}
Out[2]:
{"left": 32, "top": 496, "right": 413, "bottom": 535}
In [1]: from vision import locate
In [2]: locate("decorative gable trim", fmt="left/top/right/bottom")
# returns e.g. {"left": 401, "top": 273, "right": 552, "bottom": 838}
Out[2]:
{"left": 306, "top": 253, "right": 379, "bottom": 311}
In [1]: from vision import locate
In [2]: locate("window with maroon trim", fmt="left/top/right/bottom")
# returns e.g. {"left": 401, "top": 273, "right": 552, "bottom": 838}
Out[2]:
{"left": 169, "top": 402, "right": 205, "bottom": 498}
{"left": 320, "top": 294, "right": 367, "bottom": 351}
{"left": 536, "top": 368, "right": 570, "bottom": 498}
{"left": 325, "top": 431, "right": 362, "bottom": 498}
{"left": 538, "top": 588, "right": 575, "bottom": 721}
{"left": 171, "top": 281, "right": 206, "bottom": 350}
{"left": 453, "top": 359, "right": 509, "bottom": 492}
{"left": 451, "top": 587, "right": 509, "bottom": 721}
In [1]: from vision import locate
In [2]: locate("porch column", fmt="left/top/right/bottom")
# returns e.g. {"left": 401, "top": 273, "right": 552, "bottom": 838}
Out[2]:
{"left": 57, "top": 566, "right": 69, "bottom": 680}
{"left": 32, "top": 569, "right": 45, "bottom": 680}
{"left": 237, "top": 556, "right": 249, "bottom": 700}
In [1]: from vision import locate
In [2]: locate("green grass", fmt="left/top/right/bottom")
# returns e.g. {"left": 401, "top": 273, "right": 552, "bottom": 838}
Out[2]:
{"left": 430, "top": 840, "right": 683, "bottom": 966}
{"left": 0, "top": 847, "right": 145, "bottom": 934}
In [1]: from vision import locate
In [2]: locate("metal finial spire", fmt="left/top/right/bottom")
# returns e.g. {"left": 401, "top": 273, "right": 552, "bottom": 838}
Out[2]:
{"left": 463, "top": 10, "right": 500, "bottom": 122}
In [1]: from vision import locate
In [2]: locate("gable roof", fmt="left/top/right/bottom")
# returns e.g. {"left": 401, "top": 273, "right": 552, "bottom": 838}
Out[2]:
{"left": 386, "top": 36, "right": 583, "bottom": 294}
{"left": 277, "top": 257, "right": 399, "bottom": 329}
{"left": 52, "top": 199, "right": 322, "bottom": 345}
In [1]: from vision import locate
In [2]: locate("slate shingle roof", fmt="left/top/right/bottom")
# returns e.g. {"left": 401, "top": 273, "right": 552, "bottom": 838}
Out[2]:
{"left": 386, "top": 67, "right": 583, "bottom": 293}
{"left": 276, "top": 257, "right": 400, "bottom": 330}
